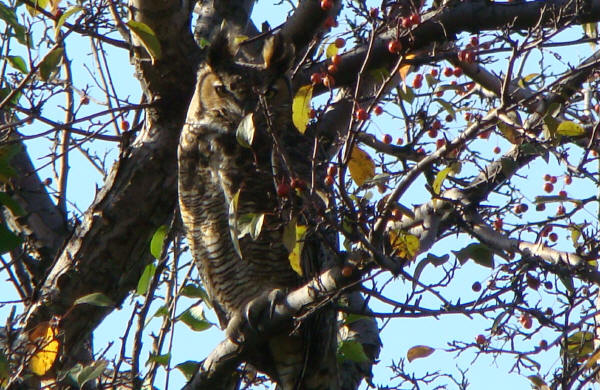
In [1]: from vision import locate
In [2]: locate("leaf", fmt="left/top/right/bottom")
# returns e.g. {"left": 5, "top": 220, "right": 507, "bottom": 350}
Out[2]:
{"left": 55, "top": 6, "right": 83, "bottom": 36}
{"left": 527, "top": 375, "right": 550, "bottom": 390}
{"left": 228, "top": 190, "right": 243, "bottom": 259}
{"left": 136, "top": 262, "right": 156, "bottom": 296}
{"left": 432, "top": 167, "right": 452, "bottom": 195}
{"left": 569, "top": 226, "right": 581, "bottom": 247}
{"left": 517, "top": 73, "right": 540, "bottom": 88}
{"left": 583, "top": 23, "right": 598, "bottom": 49}
{"left": 556, "top": 121, "right": 585, "bottom": 137}
{"left": 238, "top": 213, "right": 265, "bottom": 240}
{"left": 0, "top": 224, "right": 21, "bottom": 254}
{"left": 176, "top": 361, "right": 200, "bottom": 381}
{"left": 28, "top": 322, "right": 59, "bottom": 376}
{"left": 76, "top": 360, "right": 108, "bottom": 388}
{"left": 453, "top": 243, "right": 494, "bottom": 268}
{"left": 0, "top": 3, "right": 27, "bottom": 44}
{"left": 337, "top": 340, "right": 368, "bottom": 363}
{"left": 0, "top": 352, "right": 8, "bottom": 387}
{"left": 178, "top": 307, "right": 212, "bottom": 332}
{"left": 235, "top": 113, "right": 255, "bottom": 148}
{"left": 6, "top": 55, "right": 28, "bottom": 73}
{"left": 325, "top": 43, "right": 338, "bottom": 58}
{"left": 565, "top": 331, "right": 594, "bottom": 358}
{"left": 407, "top": 345, "right": 435, "bottom": 362}
{"left": 397, "top": 85, "right": 414, "bottom": 103}
{"left": 292, "top": 85, "right": 313, "bottom": 134}
{"left": 39, "top": 47, "right": 64, "bottom": 81}
{"left": 348, "top": 146, "right": 375, "bottom": 187}
{"left": 147, "top": 353, "right": 171, "bottom": 366}
{"left": 26, "top": 0, "right": 49, "bottom": 16}
{"left": 150, "top": 225, "right": 167, "bottom": 259}
{"left": 282, "top": 219, "right": 297, "bottom": 253}
{"left": 126, "top": 20, "right": 162, "bottom": 62}
{"left": 389, "top": 230, "right": 420, "bottom": 260}
{"left": 398, "top": 53, "right": 416, "bottom": 84}
{"left": 288, "top": 224, "right": 307, "bottom": 276}
{"left": 152, "top": 305, "right": 169, "bottom": 318}
{"left": 412, "top": 253, "right": 449, "bottom": 289}
{"left": 74, "top": 292, "right": 114, "bottom": 307}
{"left": 180, "top": 284, "right": 208, "bottom": 300}
{"left": 0, "top": 144, "right": 20, "bottom": 182}
{"left": 497, "top": 122, "right": 519, "bottom": 144}
{"left": 434, "top": 98, "right": 455, "bottom": 119}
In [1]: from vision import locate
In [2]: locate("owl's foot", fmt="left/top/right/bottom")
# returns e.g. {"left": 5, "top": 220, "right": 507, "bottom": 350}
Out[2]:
{"left": 245, "top": 288, "right": 285, "bottom": 333}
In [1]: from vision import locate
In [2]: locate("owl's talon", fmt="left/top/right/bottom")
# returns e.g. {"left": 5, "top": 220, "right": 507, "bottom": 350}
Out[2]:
{"left": 244, "top": 288, "right": 285, "bottom": 333}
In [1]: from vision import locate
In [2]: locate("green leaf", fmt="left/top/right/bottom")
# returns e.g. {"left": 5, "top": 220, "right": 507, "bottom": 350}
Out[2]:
{"left": 0, "top": 87, "right": 22, "bottom": 108}
{"left": 556, "top": 121, "right": 585, "bottom": 137}
{"left": 126, "top": 20, "right": 162, "bottom": 62}
{"left": 228, "top": 190, "right": 243, "bottom": 259}
{"left": 412, "top": 253, "right": 449, "bottom": 289}
{"left": 74, "top": 292, "right": 114, "bottom": 307}
{"left": 398, "top": 85, "right": 415, "bottom": 103}
{"left": 518, "top": 73, "right": 540, "bottom": 88}
{"left": 0, "top": 192, "right": 24, "bottom": 216}
{"left": 136, "top": 262, "right": 156, "bottom": 296}
{"left": 153, "top": 305, "right": 169, "bottom": 318}
{"left": 177, "top": 307, "right": 212, "bottom": 332}
{"left": 180, "top": 284, "right": 208, "bottom": 300}
{"left": 337, "top": 340, "right": 368, "bottom": 363}
{"left": 432, "top": 167, "right": 452, "bottom": 195}
{"left": 150, "top": 225, "right": 167, "bottom": 259}
{"left": 147, "top": 353, "right": 171, "bottom": 367}
{"left": 0, "top": 3, "right": 27, "bottom": 44}
{"left": 434, "top": 98, "right": 455, "bottom": 119}
{"left": 26, "top": 0, "right": 49, "bottom": 16}
{"left": 55, "top": 6, "right": 83, "bottom": 36}
{"left": 0, "top": 224, "right": 21, "bottom": 254}
{"left": 175, "top": 361, "right": 200, "bottom": 381}
{"left": 6, "top": 55, "right": 28, "bottom": 73}
{"left": 0, "top": 144, "right": 20, "bottom": 182}
{"left": 236, "top": 113, "right": 255, "bottom": 148}
{"left": 453, "top": 243, "right": 494, "bottom": 268}
{"left": 76, "top": 360, "right": 108, "bottom": 388}
{"left": 565, "top": 331, "right": 594, "bottom": 358}
{"left": 39, "top": 47, "right": 64, "bottom": 81}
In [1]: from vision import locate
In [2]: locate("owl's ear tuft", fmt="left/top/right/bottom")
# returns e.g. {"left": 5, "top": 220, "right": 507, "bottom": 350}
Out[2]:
{"left": 206, "top": 30, "right": 235, "bottom": 70}
{"left": 262, "top": 33, "right": 295, "bottom": 74}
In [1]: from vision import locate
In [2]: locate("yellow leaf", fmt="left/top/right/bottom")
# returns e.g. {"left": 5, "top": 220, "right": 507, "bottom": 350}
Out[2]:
{"left": 288, "top": 225, "right": 307, "bottom": 276}
{"left": 389, "top": 230, "right": 420, "bottom": 260}
{"left": 407, "top": 345, "right": 435, "bottom": 362}
{"left": 233, "top": 35, "right": 248, "bottom": 45}
{"left": 497, "top": 122, "right": 519, "bottom": 144}
{"left": 398, "top": 53, "right": 416, "bottom": 84}
{"left": 26, "top": 0, "right": 49, "bottom": 16}
{"left": 556, "top": 121, "right": 585, "bottom": 137}
{"left": 292, "top": 85, "right": 313, "bottom": 134}
{"left": 432, "top": 167, "right": 452, "bottom": 195}
{"left": 28, "top": 323, "right": 59, "bottom": 376}
{"left": 565, "top": 331, "right": 594, "bottom": 358}
{"left": 325, "top": 43, "right": 338, "bottom": 58}
{"left": 348, "top": 146, "right": 375, "bottom": 187}
{"left": 126, "top": 20, "right": 162, "bottom": 63}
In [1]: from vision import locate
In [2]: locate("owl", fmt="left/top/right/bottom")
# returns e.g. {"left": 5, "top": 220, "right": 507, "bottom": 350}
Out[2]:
{"left": 178, "top": 32, "right": 339, "bottom": 389}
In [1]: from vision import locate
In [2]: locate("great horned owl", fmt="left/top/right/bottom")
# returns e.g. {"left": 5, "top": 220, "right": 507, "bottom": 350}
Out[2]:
{"left": 178, "top": 32, "right": 339, "bottom": 389}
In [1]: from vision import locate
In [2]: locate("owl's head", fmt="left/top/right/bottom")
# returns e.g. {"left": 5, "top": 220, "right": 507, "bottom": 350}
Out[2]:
{"left": 188, "top": 31, "right": 293, "bottom": 131}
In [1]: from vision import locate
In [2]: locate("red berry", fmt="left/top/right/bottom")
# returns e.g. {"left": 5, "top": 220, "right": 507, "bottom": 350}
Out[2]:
{"left": 291, "top": 178, "right": 305, "bottom": 190}
{"left": 435, "top": 138, "right": 445, "bottom": 149}
{"left": 445, "top": 114, "right": 454, "bottom": 122}
{"left": 470, "top": 36, "right": 479, "bottom": 47}
{"left": 556, "top": 205, "right": 565, "bottom": 215}
{"left": 432, "top": 119, "right": 442, "bottom": 130}
{"left": 412, "top": 77, "right": 422, "bottom": 89}
{"left": 327, "top": 64, "right": 338, "bottom": 74}
{"left": 308, "top": 109, "right": 317, "bottom": 119}
{"left": 475, "top": 334, "right": 487, "bottom": 345}
{"left": 277, "top": 182, "right": 290, "bottom": 197}
{"left": 543, "top": 182, "right": 554, "bottom": 193}
{"left": 401, "top": 17, "right": 412, "bottom": 28}
{"left": 396, "top": 137, "right": 404, "bottom": 145}
{"left": 472, "top": 281, "right": 482, "bottom": 292}
{"left": 430, "top": 68, "right": 439, "bottom": 77}
{"left": 322, "top": 74, "right": 335, "bottom": 88}
{"left": 416, "top": 147, "right": 426, "bottom": 154}
{"left": 327, "top": 164, "right": 337, "bottom": 176}
{"left": 453, "top": 67, "right": 463, "bottom": 77}
{"left": 464, "top": 50, "right": 475, "bottom": 64}
{"left": 526, "top": 274, "right": 540, "bottom": 290}
{"left": 494, "top": 218, "right": 503, "bottom": 230}
{"left": 323, "top": 16, "right": 337, "bottom": 28}
{"left": 536, "top": 203, "right": 545, "bottom": 211}
{"left": 409, "top": 13, "right": 421, "bottom": 25}
{"left": 558, "top": 190, "right": 567, "bottom": 198}
{"left": 373, "top": 105, "right": 383, "bottom": 115}
{"left": 324, "top": 175, "right": 335, "bottom": 186}
{"left": 443, "top": 67, "right": 453, "bottom": 77}
{"left": 331, "top": 54, "right": 342, "bottom": 66}
{"left": 382, "top": 134, "right": 393, "bottom": 144}
{"left": 80, "top": 96, "right": 90, "bottom": 105}
{"left": 544, "top": 282, "right": 553, "bottom": 290}
{"left": 564, "top": 175, "right": 572, "bottom": 185}
{"left": 120, "top": 120, "right": 130, "bottom": 131}
{"left": 334, "top": 38, "right": 346, "bottom": 48}
{"left": 539, "top": 340, "right": 548, "bottom": 349}
{"left": 550, "top": 176, "right": 557, "bottom": 184}
{"left": 311, "top": 73, "right": 322, "bottom": 84}
{"left": 519, "top": 314, "right": 532, "bottom": 329}
{"left": 320, "top": 0, "right": 333, "bottom": 11}
{"left": 355, "top": 108, "right": 369, "bottom": 121}
{"left": 388, "top": 39, "right": 402, "bottom": 54}
{"left": 520, "top": 203, "right": 529, "bottom": 212}
{"left": 543, "top": 174, "right": 551, "bottom": 181}
{"left": 391, "top": 208, "right": 402, "bottom": 221}
{"left": 428, "top": 128, "right": 438, "bottom": 138}
{"left": 341, "top": 265, "right": 354, "bottom": 277}
{"left": 549, "top": 232, "right": 558, "bottom": 242}
{"left": 369, "top": 7, "right": 379, "bottom": 18}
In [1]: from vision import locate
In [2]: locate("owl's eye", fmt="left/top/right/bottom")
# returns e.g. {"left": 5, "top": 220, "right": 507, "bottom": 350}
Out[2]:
{"left": 214, "top": 84, "right": 228, "bottom": 96}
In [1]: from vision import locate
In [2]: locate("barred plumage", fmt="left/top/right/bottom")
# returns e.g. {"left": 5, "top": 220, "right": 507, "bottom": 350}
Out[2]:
{"left": 178, "top": 33, "right": 339, "bottom": 389}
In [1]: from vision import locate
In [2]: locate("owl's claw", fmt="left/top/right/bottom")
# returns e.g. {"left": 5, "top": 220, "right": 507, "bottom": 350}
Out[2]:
{"left": 245, "top": 288, "right": 285, "bottom": 333}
